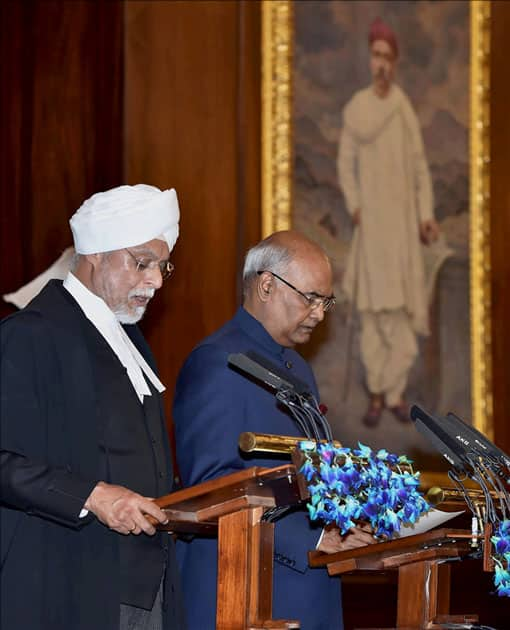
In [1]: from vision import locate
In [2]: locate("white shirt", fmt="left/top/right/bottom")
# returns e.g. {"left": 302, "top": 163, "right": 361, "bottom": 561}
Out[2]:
{"left": 63, "top": 272, "right": 165, "bottom": 403}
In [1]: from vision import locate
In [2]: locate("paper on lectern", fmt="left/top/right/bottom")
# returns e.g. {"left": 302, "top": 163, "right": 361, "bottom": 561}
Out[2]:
{"left": 395, "top": 508, "right": 465, "bottom": 538}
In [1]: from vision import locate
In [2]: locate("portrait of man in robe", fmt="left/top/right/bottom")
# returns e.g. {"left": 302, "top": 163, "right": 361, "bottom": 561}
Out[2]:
{"left": 290, "top": 0, "right": 471, "bottom": 466}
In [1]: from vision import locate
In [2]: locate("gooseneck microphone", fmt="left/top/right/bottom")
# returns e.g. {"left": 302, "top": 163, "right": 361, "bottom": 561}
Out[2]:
{"left": 228, "top": 351, "right": 333, "bottom": 441}
{"left": 411, "top": 405, "right": 510, "bottom": 479}
{"left": 228, "top": 351, "right": 310, "bottom": 395}
{"left": 410, "top": 404, "right": 510, "bottom": 534}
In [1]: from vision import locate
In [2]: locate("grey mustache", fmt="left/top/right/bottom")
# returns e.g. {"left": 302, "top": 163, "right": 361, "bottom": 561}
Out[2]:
{"left": 129, "top": 288, "right": 155, "bottom": 299}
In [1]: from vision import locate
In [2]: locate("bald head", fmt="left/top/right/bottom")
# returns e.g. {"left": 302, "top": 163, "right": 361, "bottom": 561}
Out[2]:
{"left": 243, "top": 230, "right": 330, "bottom": 292}
{"left": 243, "top": 231, "right": 334, "bottom": 347}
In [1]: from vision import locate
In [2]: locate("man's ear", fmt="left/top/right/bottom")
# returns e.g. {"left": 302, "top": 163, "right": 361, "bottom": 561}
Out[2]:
{"left": 83, "top": 253, "right": 104, "bottom": 270}
{"left": 257, "top": 271, "right": 273, "bottom": 302}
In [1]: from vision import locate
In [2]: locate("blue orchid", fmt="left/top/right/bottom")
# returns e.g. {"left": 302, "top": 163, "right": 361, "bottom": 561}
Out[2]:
{"left": 493, "top": 536, "right": 510, "bottom": 555}
{"left": 299, "top": 440, "right": 317, "bottom": 451}
{"left": 500, "top": 520, "right": 510, "bottom": 535}
{"left": 376, "top": 448, "right": 390, "bottom": 461}
{"left": 319, "top": 461, "right": 338, "bottom": 485}
{"left": 497, "top": 584, "right": 510, "bottom": 597}
{"left": 298, "top": 441, "right": 430, "bottom": 542}
{"left": 318, "top": 446, "right": 335, "bottom": 465}
{"left": 300, "top": 458, "right": 316, "bottom": 482}
{"left": 305, "top": 434, "right": 510, "bottom": 599}
{"left": 491, "top": 519, "right": 510, "bottom": 596}
{"left": 354, "top": 443, "right": 372, "bottom": 459}
{"left": 494, "top": 561, "right": 509, "bottom": 587}
{"left": 337, "top": 466, "right": 361, "bottom": 489}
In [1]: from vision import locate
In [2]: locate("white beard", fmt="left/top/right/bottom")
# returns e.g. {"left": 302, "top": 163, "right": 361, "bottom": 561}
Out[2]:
{"left": 113, "top": 287, "right": 155, "bottom": 324}
{"left": 114, "top": 306, "right": 146, "bottom": 324}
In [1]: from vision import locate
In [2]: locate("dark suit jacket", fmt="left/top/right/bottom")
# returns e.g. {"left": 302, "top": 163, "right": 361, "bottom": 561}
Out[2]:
{"left": 0, "top": 280, "right": 185, "bottom": 630}
{"left": 173, "top": 307, "right": 343, "bottom": 630}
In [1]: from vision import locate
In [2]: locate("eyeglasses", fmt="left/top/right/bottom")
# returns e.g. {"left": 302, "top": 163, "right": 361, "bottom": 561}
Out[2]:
{"left": 257, "top": 270, "right": 336, "bottom": 312}
{"left": 125, "top": 249, "right": 175, "bottom": 280}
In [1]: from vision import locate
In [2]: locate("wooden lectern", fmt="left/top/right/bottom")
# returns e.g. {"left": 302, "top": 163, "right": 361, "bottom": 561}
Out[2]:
{"left": 308, "top": 528, "right": 479, "bottom": 629}
{"left": 154, "top": 465, "right": 306, "bottom": 630}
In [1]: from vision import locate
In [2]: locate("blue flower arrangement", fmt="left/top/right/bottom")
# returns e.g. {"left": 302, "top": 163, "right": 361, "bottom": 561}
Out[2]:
{"left": 299, "top": 440, "right": 510, "bottom": 597}
{"left": 298, "top": 441, "right": 429, "bottom": 538}
{"left": 491, "top": 519, "right": 510, "bottom": 597}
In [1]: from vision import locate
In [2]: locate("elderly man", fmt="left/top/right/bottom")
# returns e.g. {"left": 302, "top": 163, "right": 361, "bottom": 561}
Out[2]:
{"left": 338, "top": 17, "right": 439, "bottom": 427}
{"left": 1, "top": 185, "right": 185, "bottom": 630}
{"left": 173, "top": 231, "right": 373, "bottom": 630}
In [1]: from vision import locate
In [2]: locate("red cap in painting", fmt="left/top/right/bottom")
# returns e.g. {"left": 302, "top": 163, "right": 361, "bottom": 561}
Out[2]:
{"left": 369, "top": 17, "right": 399, "bottom": 58}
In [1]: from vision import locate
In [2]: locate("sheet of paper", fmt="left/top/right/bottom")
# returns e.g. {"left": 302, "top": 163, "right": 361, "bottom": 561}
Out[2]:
{"left": 394, "top": 508, "right": 465, "bottom": 538}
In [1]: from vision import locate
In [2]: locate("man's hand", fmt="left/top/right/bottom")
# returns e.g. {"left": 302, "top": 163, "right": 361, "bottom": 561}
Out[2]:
{"left": 317, "top": 523, "right": 376, "bottom": 554}
{"left": 84, "top": 481, "right": 168, "bottom": 536}
{"left": 419, "top": 219, "right": 439, "bottom": 245}
{"left": 352, "top": 208, "right": 361, "bottom": 226}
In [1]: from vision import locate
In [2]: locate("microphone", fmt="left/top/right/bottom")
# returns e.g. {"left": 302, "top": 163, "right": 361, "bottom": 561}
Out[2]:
{"left": 228, "top": 351, "right": 311, "bottom": 395}
{"left": 410, "top": 404, "right": 470, "bottom": 472}
{"left": 411, "top": 404, "right": 510, "bottom": 541}
{"left": 444, "top": 411, "right": 510, "bottom": 476}
{"left": 227, "top": 351, "right": 332, "bottom": 440}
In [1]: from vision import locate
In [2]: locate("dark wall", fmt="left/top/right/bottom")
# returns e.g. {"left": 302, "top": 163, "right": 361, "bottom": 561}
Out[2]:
{"left": 0, "top": 0, "right": 123, "bottom": 314}
{"left": 123, "top": 1, "right": 261, "bottom": 427}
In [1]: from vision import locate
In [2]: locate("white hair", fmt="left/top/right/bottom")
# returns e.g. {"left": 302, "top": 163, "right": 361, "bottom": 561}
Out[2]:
{"left": 70, "top": 252, "right": 81, "bottom": 272}
{"left": 242, "top": 236, "right": 293, "bottom": 296}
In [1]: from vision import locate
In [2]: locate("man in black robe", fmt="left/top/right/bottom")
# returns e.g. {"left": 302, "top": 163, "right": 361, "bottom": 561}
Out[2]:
{"left": 1, "top": 184, "right": 186, "bottom": 630}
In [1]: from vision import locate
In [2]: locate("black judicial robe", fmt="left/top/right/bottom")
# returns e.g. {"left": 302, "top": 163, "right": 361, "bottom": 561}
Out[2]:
{"left": 0, "top": 280, "right": 185, "bottom": 630}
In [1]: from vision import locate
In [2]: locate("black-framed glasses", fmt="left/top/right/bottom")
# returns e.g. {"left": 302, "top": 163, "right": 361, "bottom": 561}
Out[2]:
{"left": 257, "top": 270, "right": 336, "bottom": 312}
{"left": 125, "top": 249, "right": 175, "bottom": 280}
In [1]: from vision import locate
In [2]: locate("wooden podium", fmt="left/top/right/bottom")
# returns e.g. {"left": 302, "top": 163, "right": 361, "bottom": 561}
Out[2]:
{"left": 308, "top": 528, "right": 479, "bottom": 629}
{"left": 154, "top": 465, "right": 306, "bottom": 630}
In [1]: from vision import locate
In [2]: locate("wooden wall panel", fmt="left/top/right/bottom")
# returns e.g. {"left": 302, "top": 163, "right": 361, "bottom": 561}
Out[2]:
{"left": 0, "top": 0, "right": 123, "bottom": 318}
{"left": 0, "top": 1, "right": 28, "bottom": 303}
{"left": 236, "top": 0, "right": 263, "bottom": 293}
{"left": 124, "top": 0, "right": 261, "bottom": 426}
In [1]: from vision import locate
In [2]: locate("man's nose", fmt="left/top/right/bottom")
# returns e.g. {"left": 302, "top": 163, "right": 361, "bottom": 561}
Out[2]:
{"left": 310, "top": 303, "right": 326, "bottom": 322}
{"left": 145, "top": 266, "right": 163, "bottom": 290}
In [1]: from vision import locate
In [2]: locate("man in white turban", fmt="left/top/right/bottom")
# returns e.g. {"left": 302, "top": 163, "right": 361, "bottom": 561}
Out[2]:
{"left": 1, "top": 185, "right": 186, "bottom": 630}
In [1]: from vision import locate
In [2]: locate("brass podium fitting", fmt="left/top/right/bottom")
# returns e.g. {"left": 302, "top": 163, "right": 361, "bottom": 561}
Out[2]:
{"left": 238, "top": 432, "right": 342, "bottom": 454}
{"left": 426, "top": 485, "right": 503, "bottom": 506}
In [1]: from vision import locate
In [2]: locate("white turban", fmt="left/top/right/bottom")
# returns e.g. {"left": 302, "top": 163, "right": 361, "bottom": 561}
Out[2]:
{"left": 70, "top": 184, "right": 180, "bottom": 254}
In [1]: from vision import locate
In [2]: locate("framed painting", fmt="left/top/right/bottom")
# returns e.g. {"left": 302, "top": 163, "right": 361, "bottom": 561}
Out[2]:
{"left": 261, "top": 0, "right": 491, "bottom": 470}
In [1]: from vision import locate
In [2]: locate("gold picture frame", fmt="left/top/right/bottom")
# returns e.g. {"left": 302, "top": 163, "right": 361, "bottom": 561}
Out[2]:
{"left": 261, "top": 0, "right": 492, "bottom": 439}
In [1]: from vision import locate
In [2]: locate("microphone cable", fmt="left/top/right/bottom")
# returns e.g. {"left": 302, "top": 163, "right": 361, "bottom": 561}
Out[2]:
{"left": 261, "top": 505, "right": 292, "bottom": 522}
{"left": 301, "top": 394, "right": 333, "bottom": 441}
{"left": 277, "top": 389, "right": 322, "bottom": 441}
{"left": 275, "top": 388, "right": 314, "bottom": 438}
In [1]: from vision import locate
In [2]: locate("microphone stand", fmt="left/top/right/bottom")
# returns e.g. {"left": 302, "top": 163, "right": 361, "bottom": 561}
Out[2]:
{"left": 411, "top": 405, "right": 510, "bottom": 569}
{"left": 274, "top": 388, "right": 332, "bottom": 442}
{"left": 227, "top": 351, "right": 335, "bottom": 522}
{"left": 227, "top": 351, "right": 334, "bottom": 442}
